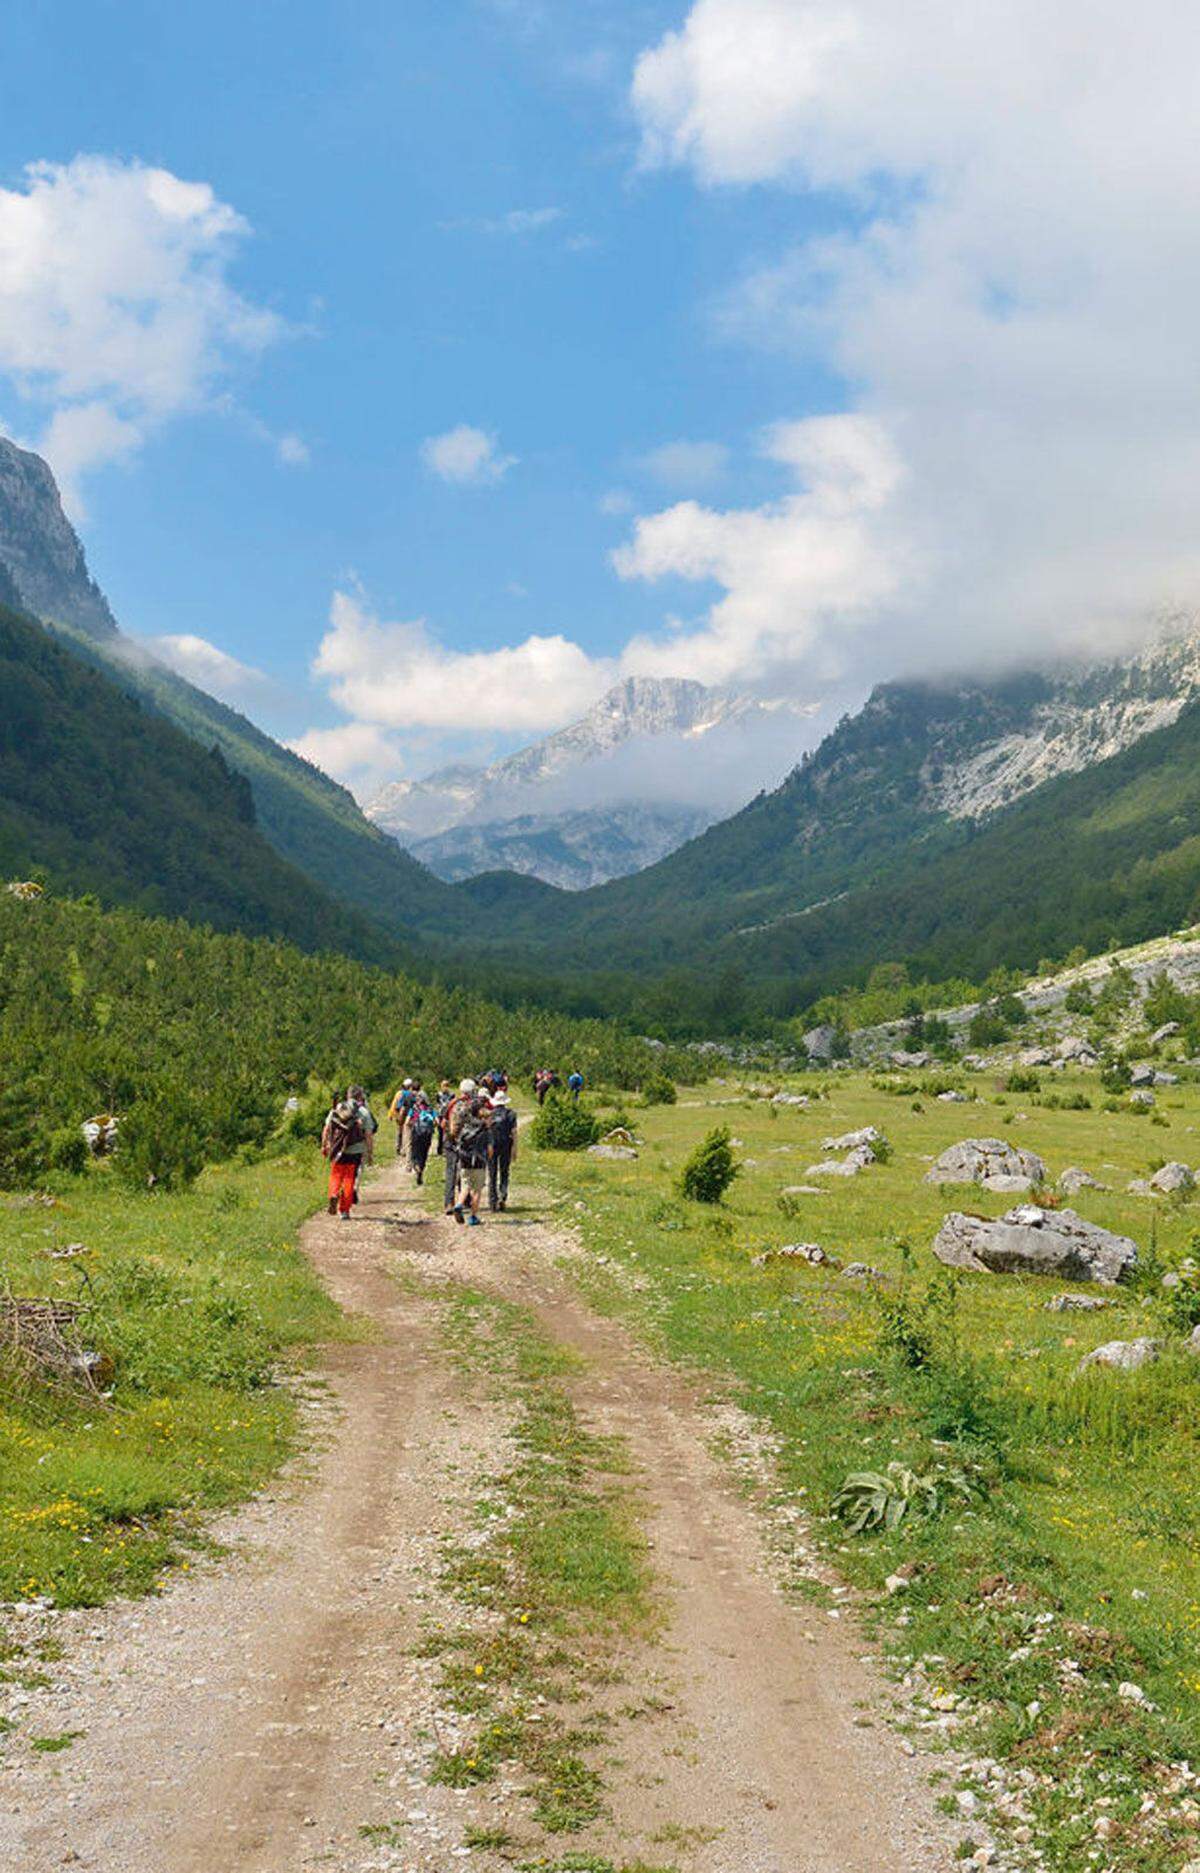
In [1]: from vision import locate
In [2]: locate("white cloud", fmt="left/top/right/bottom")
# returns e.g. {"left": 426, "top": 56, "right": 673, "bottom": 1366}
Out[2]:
{"left": 628, "top": 0, "right": 1200, "bottom": 678}
{"left": 485, "top": 206, "right": 564, "bottom": 236}
{"left": 615, "top": 415, "right": 907, "bottom": 688}
{"left": 421, "top": 424, "right": 517, "bottom": 486}
{"left": 145, "top": 632, "right": 273, "bottom": 705}
{"left": 638, "top": 439, "right": 729, "bottom": 492}
{"left": 312, "top": 588, "right": 612, "bottom": 734}
{"left": 0, "top": 155, "right": 289, "bottom": 495}
{"left": 276, "top": 431, "right": 310, "bottom": 467}
{"left": 288, "top": 721, "right": 406, "bottom": 799}
{"left": 599, "top": 488, "right": 634, "bottom": 516}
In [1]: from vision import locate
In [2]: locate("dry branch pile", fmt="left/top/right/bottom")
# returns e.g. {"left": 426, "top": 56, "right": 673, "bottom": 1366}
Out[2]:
{"left": 0, "top": 1294, "right": 109, "bottom": 1395}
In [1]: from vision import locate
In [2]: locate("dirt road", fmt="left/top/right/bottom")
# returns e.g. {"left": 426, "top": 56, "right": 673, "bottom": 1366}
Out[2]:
{"left": 0, "top": 1160, "right": 963, "bottom": 1872}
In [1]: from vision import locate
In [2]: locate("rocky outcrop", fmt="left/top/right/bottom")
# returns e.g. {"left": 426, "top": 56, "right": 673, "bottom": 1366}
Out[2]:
{"left": 1149, "top": 1162, "right": 1195, "bottom": 1195}
{"left": 0, "top": 437, "right": 118, "bottom": 639}
{"left": 1058, "top": 1166, "right": 1108, "bottom": 1195}
{"left": 925, "top": 1138, "right": 1047, "bottom": 1193}
{"left": 1078, "top": 1338, "right": 1160, "bottom": 1372}
{"left": 933, "top": 1205, "right": 1138, "bottom": 1284}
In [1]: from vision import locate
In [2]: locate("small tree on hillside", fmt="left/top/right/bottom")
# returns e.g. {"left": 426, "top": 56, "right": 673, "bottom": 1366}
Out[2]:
{"left": 679, "top": 1126, "right": 740, "bottom": 1204}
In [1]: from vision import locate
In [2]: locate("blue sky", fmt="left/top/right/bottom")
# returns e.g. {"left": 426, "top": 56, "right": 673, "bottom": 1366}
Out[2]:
{"left": 0, "top": 0, "right": 846, "bottom": 789}
{"left": 3, "top": 2, "right": 1197, "bottom": 800}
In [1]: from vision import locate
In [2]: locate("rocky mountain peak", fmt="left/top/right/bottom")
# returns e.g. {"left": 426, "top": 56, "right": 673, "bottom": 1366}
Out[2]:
{"left": 0, "top": 436, "right": 119, "bottom": 639}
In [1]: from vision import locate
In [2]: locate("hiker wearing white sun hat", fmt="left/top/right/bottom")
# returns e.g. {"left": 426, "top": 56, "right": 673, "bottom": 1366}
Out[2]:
{"left": 488, "top": 1090, "right": 517, "bottom": 1212}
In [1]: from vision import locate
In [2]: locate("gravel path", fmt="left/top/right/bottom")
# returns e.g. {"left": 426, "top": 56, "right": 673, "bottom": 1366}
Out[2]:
{"left": 0, "top": 1159, "right": 964, "bottom": 1871}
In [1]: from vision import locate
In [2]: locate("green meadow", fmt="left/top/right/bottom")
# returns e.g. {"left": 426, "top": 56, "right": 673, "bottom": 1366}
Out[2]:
{"left": 0, "top": 1146, "right": 346, "bottom": 1607}
{"left": 534, "top": 1071, "right": 1200, "bottom": 1870}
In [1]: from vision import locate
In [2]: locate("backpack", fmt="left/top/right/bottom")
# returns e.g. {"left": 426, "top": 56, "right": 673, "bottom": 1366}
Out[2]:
{"left": 327, "top": 1108, "right": 364, "bottom": 1160}
{"left": 411, "top": 1105, "right": 435, "bottom": 1138}
{"left": 456, "top": 1111, "right": 490, "bottom": 1168}
{"left": 492, "top": 1108, "right": 517, "bottom": 1148}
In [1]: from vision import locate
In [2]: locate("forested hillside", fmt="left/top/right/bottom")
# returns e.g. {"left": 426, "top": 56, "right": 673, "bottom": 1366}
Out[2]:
{"left": 0, "top": 603, "right": 392, "bottom": 959}
{"left": 53, "top": 622, "right": 462, "bottom": 933}
{"left": 465, "top": 693, "right": 1200, "bottom": 1034}
{"left": 0, "top": 889, "right": 672, "bottom": 1189}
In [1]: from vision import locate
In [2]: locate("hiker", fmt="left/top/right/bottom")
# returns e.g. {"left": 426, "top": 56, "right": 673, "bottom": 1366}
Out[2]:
{"left": 443, "top": 1077, "right": 474, "bottom": 1218}
{"left": 535, "top": 1067, "right": 558, "bottom": 1106}
{"left": 347, "top": 1084, "right": 377, "bottom": 1204}
{"left": 434, "top": 1080, "right": 454, "bottom": 1157}
{"left": 452, "top": 1087, "right": 491, "bottom": 1227}
{"left": 567, "top": 1069, "right": 584, "bottom": 1104}
{"left": 408, "top": 1090, "right": 437, "bottom": 1187}
{"left": 388, "top": 1078, "right": 416, "bottom": 1158}
{"left": 488, "top": 1090, "right": 517, "bottom": 1212}
{"left": 322, "top": 1096, "right": 365, "bottom": 1220}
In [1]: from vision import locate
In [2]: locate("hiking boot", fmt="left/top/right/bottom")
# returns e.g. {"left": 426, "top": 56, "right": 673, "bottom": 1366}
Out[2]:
{"left": 339, "top": 1211, "right": 351, "bottom": 1222}
{"left": 450, "top": 1205, "right": 465, "bottom": 1225}
{"left": 327, "top": 1198, "right": 338, "bottom": 1216}
{"left": 467, "top": 1212, "right": 482, "bottom": 1227}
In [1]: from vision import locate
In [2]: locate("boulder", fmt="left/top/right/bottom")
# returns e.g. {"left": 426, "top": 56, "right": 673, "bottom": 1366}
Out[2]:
{"left": 1151, "top": 1021, "right": 1182, "bottom": 1045}
{"left": 1149, "top": 1161, "right": 1195, "bottom": 1195}
{"left": 843, "top": 1262, "right": 885, "bottom": 1280}
{"left": 1130, "top": 1063, "right": 1156, "bottom": 1087}
{"left": 1057, "top": 1035, "right": 1099, "bottom": 1066}
{"left": 933, "top": 1206, "right": 1138, "bottom": 1285}
{"left": 1127, "top": 1178, "right": 1155, "bottom": 1197}
{"left": 587, "top": 1143, "right": 638, "bottom": 1161}
{"left": 890, "top": 1049, "right": 931, "bottom": 1068}
{"left": 938, "top": 1090, "right": 969, "bottom": 1103}
{"left": 772, "top": 1092, "right": 811, "bottom": 1108}
{"left": 803, "top": 1025, "right": 839, "bottom": 1061}
{"left": 780, "top": 1185, "right": 824, "bottom": 1197}
{"left": 1130, "top": 1089, "right": 1156, "bottom": 1108}
{"left": 924, "top": 1138, "right": 1048, "bottom": 1191}
{"left": 1045, "top": 1292, "right": 1113, "bottom": 1312}
{"left": 1078, "top": 1337, "right": 1160, "bottom": 1373}
{"left": 1018, "top": 1047, "right": 1055, "bottom": 1068}
{"left": 1058, "top": 1165, "right": 1108, "bottom": 1195}
{"left": 822, "top": 1126, "right": 885, "bottom": 1153}
{"left": 804, "top": 1159, "right": 863, "bottom": 1179}
{"left": 1186, "top": 1325, "right": 1200, "bottom": 1357}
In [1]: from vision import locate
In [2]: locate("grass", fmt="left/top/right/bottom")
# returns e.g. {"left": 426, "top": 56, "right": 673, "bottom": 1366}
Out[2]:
{"left": 0, "top": 1144, "right": 349, "bottom": 1609}
{"left": 531, "top": 1069, "right": 1200, "bottom": 1872}
{"left": 420, "top": 1287, "right": 652, "bottom": 1844}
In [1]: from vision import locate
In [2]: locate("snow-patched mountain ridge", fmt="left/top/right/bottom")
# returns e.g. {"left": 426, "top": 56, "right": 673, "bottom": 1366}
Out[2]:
{"left": 926, "top": 628, "right": 1200, "bottom": 819}
{"left": 366, "top": 676, "right": 819, "bottom": 887}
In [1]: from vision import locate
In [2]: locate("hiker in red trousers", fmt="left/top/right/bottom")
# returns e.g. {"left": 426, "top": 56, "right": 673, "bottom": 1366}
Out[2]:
{"left": 321, "top": 1097, "right": 365, "bottom": 1220}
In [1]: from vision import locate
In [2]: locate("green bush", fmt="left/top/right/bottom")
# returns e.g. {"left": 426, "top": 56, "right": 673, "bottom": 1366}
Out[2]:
{"left": 640, "top": 1072, "right": 678, "bottom": 1107}
{"left": 47, "top": 1125, "right": 88, "bottom": 1176}
{"left": 117, "top": 1085, "right": 211, "bottom": 1191}
{"left": 0, "top": 1086, "right": 42, "bottom": 1189}
{"left": 678, "top": 1126, "right": 740, "bottom": 1204}
{"left": 1005, "top": 1069, "right": 1041, "bottom": 1094}
{"left": 1100, "top": 1054, "right": 1133, "bottom": 1094}
{"left": 530, "top": 1097, "right": 601, "bottom": 1152}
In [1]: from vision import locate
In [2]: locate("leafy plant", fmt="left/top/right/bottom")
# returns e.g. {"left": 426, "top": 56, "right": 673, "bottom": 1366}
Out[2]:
{"left": 530, "top": 1096, "right": 601, "bottom": 1153}
{"left": 832, "top": 1459, "right": 985, "bottom": 1534}
{"left": 639, "top": 1072, "right": 678, "bottom": 1107}
{"left": 678, "top": 1126, "right": 740, "bottom": 1204}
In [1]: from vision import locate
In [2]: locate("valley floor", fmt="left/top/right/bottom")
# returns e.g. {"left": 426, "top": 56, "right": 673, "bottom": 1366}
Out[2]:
{"left": 0, "top": 1156, "right": 958, "bottom": 1873}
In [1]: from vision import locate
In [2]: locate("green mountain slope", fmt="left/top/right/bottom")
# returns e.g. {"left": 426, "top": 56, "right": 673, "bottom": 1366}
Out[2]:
{"left": 52, "top": 624, "right": 462, "bottom": 932}
{"left": 726, "top": 695, "right": 1200, "bottom": 1000}
{"left": 0, "top": 603, "right": 394, "bottom": 958}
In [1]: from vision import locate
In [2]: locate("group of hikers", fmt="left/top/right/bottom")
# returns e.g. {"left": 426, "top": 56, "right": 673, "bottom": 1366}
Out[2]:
{"left": 320, "top": 1068, "right": 521, "bottom": 1226}
{"left": 534, "top": 1066, "right": 584, "bottom": 1105}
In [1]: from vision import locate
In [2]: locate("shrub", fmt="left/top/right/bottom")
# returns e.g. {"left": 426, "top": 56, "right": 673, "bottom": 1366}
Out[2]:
{"left": 1005, "top": 1069, "right": 1041, "bottom": 1094}
{"left": 640, "top": 1072, "right": 678, "bottom": 1107}
{"left": 529, "top": 1096, "right": 601, "bottom": 1152}
{"left": 1100, "top": 1054, "right": 1132, "bottom": 1094}
{"left": 678, "top": 1126, "right": 740, "bottom": 1204}
{"left": 0, "top": 1086, "right": 42, "bottom": 1189}
{"left": 1064, "top": 980, "right": 1096, "bottom": 1015}
{"left": 47, "top": 1126, "right": 88, "bottom": 1176}
{"left": 116, "top": 1085, "right": 211, "bottom": 1191}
